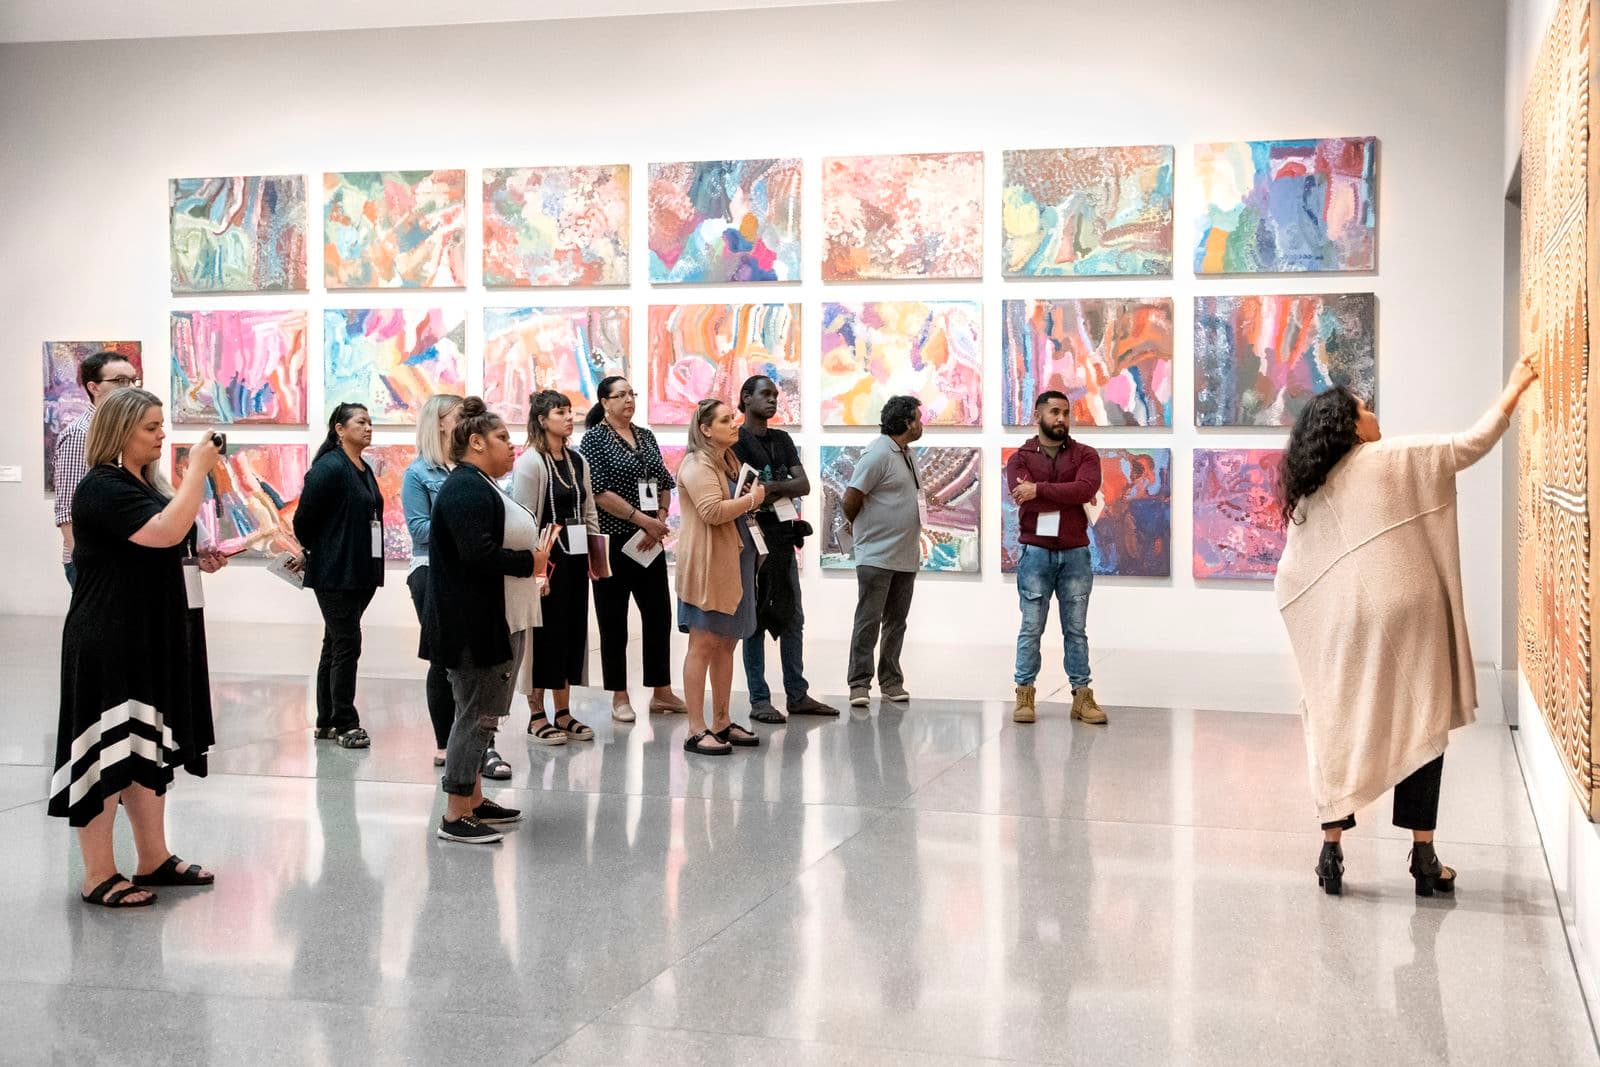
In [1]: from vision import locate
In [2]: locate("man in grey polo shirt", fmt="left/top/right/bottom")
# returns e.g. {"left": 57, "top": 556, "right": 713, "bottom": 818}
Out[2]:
{"left": 841, "top": 395, "right": 924, "bottom": 707}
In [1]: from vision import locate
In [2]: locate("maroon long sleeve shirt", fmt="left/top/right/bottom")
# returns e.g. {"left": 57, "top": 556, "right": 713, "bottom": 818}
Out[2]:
{"left": 1004, "top": 437, "right": 1102, "bottom": 551}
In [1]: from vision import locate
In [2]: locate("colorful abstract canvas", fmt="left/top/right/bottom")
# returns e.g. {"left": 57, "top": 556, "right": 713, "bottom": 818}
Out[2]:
{"left": 1000, "top": 298, "right": 1172, "bottom": 427}
{"left": 170, "top": 176, "right": 307, "bottom": 292}
{"left": 647, "top": 304, "right": 800, "bottom": 425}
{"left": 170, "top": 310, "right": 308, "bottom": 425}
{"left": 1193, "top": 449, "right": 1286, "bottom": 580}
{"left": 821, "top": 152, "right": 983, "bottom": 280}
{"left": 1001, "top": 447, "right": 1172, "bottom": 576}
{"left": 366, "top": 444, "right": 418, "bottom": 560}
{"left": 173, "top": 443, "right": 308, "bottom": 556}
{"left": 43, "top": 341, "right": 142, "bottom": 492}
{"left": 1194, "top": 293, "right": 1377, "bottom": 426}
{"left": 323, "top": 309, "right": 466, "bottom": 424}
{"left": 820, "top": 301, "right": 982, "bottom": 427}
{"left": 1194, "top": 138, "right": 1377, "bottom": 274}
{"left": 659, "top": 444, "right": 687, "bottom": 563}
{"left": 1001, "top": 145, "right": 1173, "bottom": 276}
{"left": 324, "top": 170, "right": 466, "bottom": 288}
{"left": 648, "top": 158, "right": 801, "bottom": 283}
{"left": 484, "top": 307, "right": 629, "bottom": 424}
{"left": 483, "top": 165, "right": 630, "bottom": 287}
{"left": 819, "top": 445, "right": 980, "bottom": 572}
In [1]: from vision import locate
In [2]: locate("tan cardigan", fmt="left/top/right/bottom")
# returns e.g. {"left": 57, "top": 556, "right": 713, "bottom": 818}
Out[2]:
{"left": 674, "top": 449, "right": 753, "bottom": 615}
{"left": 1275, "top": 407, "right": 1509, "bottom": 822}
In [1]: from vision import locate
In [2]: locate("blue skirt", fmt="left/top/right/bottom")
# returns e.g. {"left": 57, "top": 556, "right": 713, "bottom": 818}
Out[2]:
{"left": 678, "top": 520, "right": 758, "bottom": 639}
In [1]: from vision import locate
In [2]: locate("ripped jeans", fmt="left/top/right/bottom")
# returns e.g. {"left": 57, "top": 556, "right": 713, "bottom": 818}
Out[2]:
{"left": 441, "top": 632, "right": 525, "bottom": 797}
{"left": 1014, "top": 545, "right": 1093, "bottom": 690}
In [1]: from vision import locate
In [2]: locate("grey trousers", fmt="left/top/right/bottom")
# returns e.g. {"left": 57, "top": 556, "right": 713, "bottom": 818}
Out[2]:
{"left": 441, "top": 631, "right": 525, "bottom": 797}
{"left": 847, "top": 565, "right": 917, "bottom": 690}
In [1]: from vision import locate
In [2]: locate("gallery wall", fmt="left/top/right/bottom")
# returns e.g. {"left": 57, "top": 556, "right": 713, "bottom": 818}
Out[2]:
{"left": 0, "top": 0, "right": 1511, "bottom": 657}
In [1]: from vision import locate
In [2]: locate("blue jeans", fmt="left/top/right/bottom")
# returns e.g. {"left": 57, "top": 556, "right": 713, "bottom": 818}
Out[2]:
{"left": 64, "top": 562, "right": 77, "bottom": 589}
{"left": 1014, "top": 545, "right": 1093, "bottom": 689}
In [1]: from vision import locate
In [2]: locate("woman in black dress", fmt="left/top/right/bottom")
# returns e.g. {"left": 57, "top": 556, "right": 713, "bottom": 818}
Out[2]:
{"left": 50, "top": 388, "right": 228, "bottom": 908}
{"left": 512, "top": 390, "right": 602, "bottom": 743}
{"left": 292, "top": 403, "right": 384, "bottom": 748}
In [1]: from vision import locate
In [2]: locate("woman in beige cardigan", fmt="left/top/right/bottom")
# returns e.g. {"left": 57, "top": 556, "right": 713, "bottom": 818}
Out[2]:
{"left": 676, "top": 399, "right": 765, "bottom": 755}
{"left": 1276, "top": 355, "right": 1538, "bottom": 897}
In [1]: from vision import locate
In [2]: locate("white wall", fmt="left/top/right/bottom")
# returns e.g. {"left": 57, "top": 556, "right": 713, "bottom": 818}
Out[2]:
{"left": 0, "top": 0, "right": 1511, "bottom": 658}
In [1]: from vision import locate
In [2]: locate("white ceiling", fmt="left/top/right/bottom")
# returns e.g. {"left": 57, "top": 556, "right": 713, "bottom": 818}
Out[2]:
{"left": 0, "top": 0, "right": 890, "bottom": 44}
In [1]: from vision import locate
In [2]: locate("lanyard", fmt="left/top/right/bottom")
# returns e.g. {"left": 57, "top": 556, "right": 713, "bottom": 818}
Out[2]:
{"left": 894, "top": 442, "right": 920, "bottom": 490}
{"left": 546, "top": 450, "right": 583, "bottom": 526}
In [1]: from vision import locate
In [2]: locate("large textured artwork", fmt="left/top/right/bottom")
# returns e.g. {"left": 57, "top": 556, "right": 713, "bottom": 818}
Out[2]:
{"left": 1000, "top": 298, "right": 1172, "bottom": 427}
{"left": 1194, "top": 138, "right": 1377, "bottom": 274}
{"left": 647, "top": 304, "right": 800, "bottom": 425}
{"left": 818, "top": 445, "right": 980, "bottom": 572}
{"left": 484, "top": 307, "right": 629, "bottom": 424}
{"left": 42, "top": 341, "right": 142, "bottom": 492}
{"left": 324, "top": 170, "right": 466, "bottom": 288}
{"left": 366, "top": 444, "right": 418, "bottom": 560}
{"left": 820, "top": 301, "right": 983, "bottom": 427}
{"left": 323, "top": 309, "right": 466, "bottom": 424}
{"left": 1193, "top": 449, "right": 1286, "bottom": 580}
{"left": 1520, "top": 0, "right": 1598, "bottom": 816}
{"left": 648, "top": 159, "right": 801, "bottom": 283}
{"left": 173, "top": 444, "right": 308, "bottom": 556}
{"left": 1194, "top": 293, "right": 1377, "bottom": 426}
{"left": 1000, "top": 447, "right": 1172, "bottom": 577}
{"left": 483, "top": 165, "right": 630, "bottom": 287}
{"left": 170, "top": 176, "right": 307, "bottom": 292}
{"left": 1001, "top": 145, "right": 1173, "bottom": 276}
{"left": 659, "top": 444, "right": 687, "bottom": 563}
{"left": 821, "top": 152, "right": 983, "bottom": 280}
{"left": 170, "top": 310, "right": 308, "bottom": 425}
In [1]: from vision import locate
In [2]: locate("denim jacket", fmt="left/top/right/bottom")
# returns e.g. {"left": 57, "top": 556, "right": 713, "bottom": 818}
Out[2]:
{"left": 401, "top": 458, "right": 450, "bottom": 564}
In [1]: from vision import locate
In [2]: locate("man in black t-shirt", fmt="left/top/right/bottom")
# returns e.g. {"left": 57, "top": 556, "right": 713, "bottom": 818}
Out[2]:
{"left": 735, "top": 376, "right": 839, "bottom": 722}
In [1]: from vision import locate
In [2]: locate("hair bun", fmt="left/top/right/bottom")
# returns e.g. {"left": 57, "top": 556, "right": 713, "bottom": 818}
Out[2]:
{"left": 460, "top": 396, "right": 488, "bottom": 418}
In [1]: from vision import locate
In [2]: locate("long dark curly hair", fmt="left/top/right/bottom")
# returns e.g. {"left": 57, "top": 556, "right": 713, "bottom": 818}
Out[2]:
{"left": 1280, "top": 386, "right": 1361, "bottom": 525}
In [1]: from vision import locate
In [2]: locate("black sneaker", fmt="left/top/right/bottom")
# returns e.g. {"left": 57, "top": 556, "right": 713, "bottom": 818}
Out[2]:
{"left": 472, "top": 799, "right": 522, "bottom": 825}
{"left": 437, "top": 815, "right": 503, "bottom": 844}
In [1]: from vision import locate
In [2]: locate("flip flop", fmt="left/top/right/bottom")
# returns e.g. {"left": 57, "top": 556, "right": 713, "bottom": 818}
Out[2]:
{"left": 714, "top": 724, "right": 761, "bottom": 748}
{"left": 683, "top": 730, "right": 732, "bottom": 755}
{"left": 132, "top": 855, "right": 214, "bottom": 887}
{"left": 81, "top": 874, "right": 156, "bottom": 908}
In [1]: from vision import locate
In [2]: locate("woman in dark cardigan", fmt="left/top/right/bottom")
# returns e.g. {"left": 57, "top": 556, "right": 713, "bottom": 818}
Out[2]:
{"left": 292, "top": 403, "right": 384, "bottom": 748}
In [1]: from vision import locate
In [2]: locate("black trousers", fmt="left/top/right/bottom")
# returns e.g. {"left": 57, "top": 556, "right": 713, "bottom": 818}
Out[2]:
{"left": 1322, "top": 755, "right": 1445, "bottom": 832}
{"left": 406, "top": 568, "right": 455, "bottom": 749}
{"left": 314, "top": 586, "right": 376, "bottom": 732}
{"left": 592, "top": 535, "right": 672, "bottom": 692}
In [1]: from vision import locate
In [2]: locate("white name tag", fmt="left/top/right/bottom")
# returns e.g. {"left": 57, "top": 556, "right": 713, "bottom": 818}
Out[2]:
{"left": 916, "top": 495, "right": 930, "bottom": 528}
{"left": 773, "top": 497, "right": 798, "bottom": 522}
{"left": 638, "top": 480, "right": 659, "bottom": 511}
{"left": 1036, "top": 510, "right": 1062, "bottom": 538}
{"left": 746, "top": 517, "right": 768, "bottom": 557}
{"left": 370, "top": 520, "right": 383, "bottom": 558}
{"left": 182, "top": 557, "right": 205, "bottom": 610}
{"left": 565, "top": 525, "right": 589, "bottom": 555}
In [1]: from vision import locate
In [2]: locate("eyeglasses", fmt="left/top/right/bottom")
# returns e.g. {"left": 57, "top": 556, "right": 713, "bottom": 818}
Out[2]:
{"left": 606, "top": 390, "right": 636, "bottom": 400}
{"left": 99, "top": 375, "right": 142, "bottom": 387}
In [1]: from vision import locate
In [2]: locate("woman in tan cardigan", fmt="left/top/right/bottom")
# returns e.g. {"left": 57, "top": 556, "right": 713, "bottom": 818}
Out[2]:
{"left": 676, "top": 399, "right": 765, "bottom": 755}
{"left": 1276, "top": 355, "right": 1538, "bottom": 897}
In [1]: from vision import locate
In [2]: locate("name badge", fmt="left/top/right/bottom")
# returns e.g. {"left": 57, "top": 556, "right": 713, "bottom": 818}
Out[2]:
{"left": 746, "top": 516, "right": 768, "bottom": 557}
{"left": 370, "top": 520, "right": 384, "bottom": 558}
{"left": 773, "top": 497, "right": 798, "bottom": 522}
{"left": 181, "top": 557, "right": 205, "bottom": 610}
{"left": 1035, "top": 510, "right": 1062, "bottom": 538}
{"left": 638, "top": 480, "right": 659, "bottom": 511}
{"left": 916, "top": 495, "right": 930, "bottom": 528}
{"left": 565, "top": 525, "right": 589, "bottom": 555}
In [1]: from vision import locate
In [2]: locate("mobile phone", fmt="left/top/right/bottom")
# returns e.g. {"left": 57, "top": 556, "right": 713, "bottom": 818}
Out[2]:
{"left": 211, "top": 432, "right": 227, "bottom": 455}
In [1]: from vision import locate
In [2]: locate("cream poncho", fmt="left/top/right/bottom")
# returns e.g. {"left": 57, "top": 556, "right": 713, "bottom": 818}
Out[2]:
{"left": 1275, "top": 407, "right": 1509, "bottom": 823}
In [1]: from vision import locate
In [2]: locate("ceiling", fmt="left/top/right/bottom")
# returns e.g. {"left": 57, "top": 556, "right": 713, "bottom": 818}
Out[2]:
{"left": 0, "top": 0, "right": 888, "bottom": 44}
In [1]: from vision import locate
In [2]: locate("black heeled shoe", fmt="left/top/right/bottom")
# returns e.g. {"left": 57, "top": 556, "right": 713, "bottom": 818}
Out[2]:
{"left": 1409, "top": 842, "right": 1456, "bottom": 897}
{"left": 1315, "top": 840, "right": 1344, "bottom": 896}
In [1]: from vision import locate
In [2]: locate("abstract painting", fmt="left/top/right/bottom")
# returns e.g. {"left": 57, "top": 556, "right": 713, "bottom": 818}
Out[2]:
{"left": 324, "top": 170, "right": 466, "bottom": 288}
{"left": 1519, "top": 0, "right": 1599, "bottom": 815}
{"left": 43, "top": 341, "right": 142, "bottom": 492}
{"left": 1001, "top": 298, "right": 1172, "bottom": 427}
{"left": 1194, "top": 293, "right": 1377, "bottom": 426}
{"left": 647, "top": 304, "right": 800, "bottom": 425}
{"left": 1193, "top": 449, "right": 1286, "bottom": 580}
{"left": 659, "top": 443, "right": 686, "bottom": 563}
{"left": 173, "top": 443, "right": 308, "bottom": 556}
{"left": 170, "top": 310, "right": 308, "bottom": 425}
{"left": 1001, "top": 448, "right": 1172, "bottom": 577}
{"left": 819, "top": 445, "right": 980, "bottom": 572}
{"left": 323, "top": 309, "right": 466, "bottom": 424}
{"left": 366, "top": 444, "right": 418, "bottom": 560}
{"left": 483, "top": 164, "right": 630, "bottom": 287}
{"left": 649, "top": 158, "right": 801, "bottom": 283}
{"left": 1194, "top": 138, "right": 1377, "bottom": 273}
{"left": 1001, "top": 145, "right": 1173, "bottom": 276}
{"left": 821, "top": 301, "right": 982, "bottom": 427}
{"left": 170, "top": 175, "right": 307, "bottom": 292}
{"left": 821, "top": 152, "right": 983, "bottom": 280}
{"left": 484, "top": 306, "right": 629, "bottom": 424}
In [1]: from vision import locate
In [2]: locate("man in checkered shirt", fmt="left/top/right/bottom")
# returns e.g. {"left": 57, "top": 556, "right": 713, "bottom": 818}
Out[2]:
{"left": 54, "top": 350, "right": 141, "bottom": 588}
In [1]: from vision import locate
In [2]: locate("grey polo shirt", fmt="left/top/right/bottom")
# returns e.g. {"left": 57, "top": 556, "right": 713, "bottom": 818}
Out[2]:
{"left": 846, "top": 435, "right": 923, "bottom": 572}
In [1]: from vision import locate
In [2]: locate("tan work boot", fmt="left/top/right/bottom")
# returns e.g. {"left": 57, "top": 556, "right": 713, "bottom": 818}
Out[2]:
{"left": 1013, "top": 684, "right": 1036, "bottom": 724}
{"left": 1071, "top": 687, "right": 1107, "bottom": 725}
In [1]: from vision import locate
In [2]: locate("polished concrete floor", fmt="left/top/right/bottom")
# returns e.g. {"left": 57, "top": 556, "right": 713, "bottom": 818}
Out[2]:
{"left": 0, "top": 617, "right": 1594, "bottom": 1065}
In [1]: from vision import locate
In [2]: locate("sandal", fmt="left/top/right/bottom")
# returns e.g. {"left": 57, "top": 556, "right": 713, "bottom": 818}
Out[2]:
{"left": 715, "top": 724, "right": 761, "bottom": 748}
{"left": 336, "top": 728, "right": 371, "bottom": 749}
{"left": 132, "top": 855, "right": 214, "bottom": 887}
{"left": 528, "top": 719, "right": 568, "bottom": 746}
{"left": 554, "top": 713, "right": 594, "bottom": 742}
{"left": 480, "top": 748, "right": 512, "bottom": 779}
{"left": 684, "top": 730, "right": 732, "bottom": 755}
{"left": 312, "top": 727, "right": 340, "bottom": 740}
{"left": 81, "top": 874, "right": 156, "bottom": 908}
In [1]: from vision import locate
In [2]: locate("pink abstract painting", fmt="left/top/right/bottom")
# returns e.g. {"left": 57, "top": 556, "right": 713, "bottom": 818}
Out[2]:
{"left": 1193, "top": 448, "right": 1286, "bottom": 580}
{"left": 170, "top": 310, "right": 308, "bottom": 425}
{"left": 483, "top": 306, "right": 630, "bottom": 424}
{"left": 821, "top": 152, "right": 983, "bottom": 280}
{"left": 43, "top": 340, "right": 142, "bottom": 492}
{"left": 647, "top": 304, "right": 800, "bottom": 425}
{"left": 820, "top": 301, "right": 982, "bottom": 426}
{"left": 366, "top": 444, "right": 418, "bottom": 560}
{"left": 173, "top": 443, "right": 308, "bottom": 556}
{"left": 483, "top": 164, "right": 630, "bottom": 287}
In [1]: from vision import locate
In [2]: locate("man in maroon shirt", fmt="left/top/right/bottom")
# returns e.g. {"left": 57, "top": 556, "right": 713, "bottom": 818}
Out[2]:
{"left": 1003, "top": 391, "right": 1106, "bottom": 725}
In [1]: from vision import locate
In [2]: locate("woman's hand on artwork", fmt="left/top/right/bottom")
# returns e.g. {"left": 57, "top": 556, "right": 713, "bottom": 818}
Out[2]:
{"left": 1510, "top": 353, "right": 1540, "bottom": 395}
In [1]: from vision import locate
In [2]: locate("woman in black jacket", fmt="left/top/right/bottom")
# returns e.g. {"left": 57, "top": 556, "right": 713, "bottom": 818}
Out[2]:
{"left": 293, "top": 403, "right": 384, "bottom": 749}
